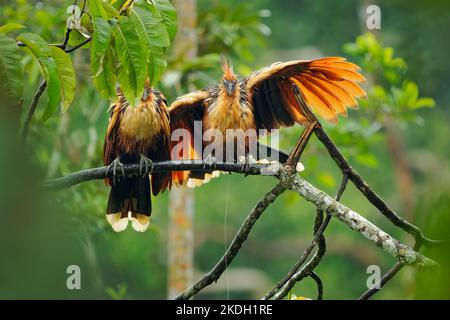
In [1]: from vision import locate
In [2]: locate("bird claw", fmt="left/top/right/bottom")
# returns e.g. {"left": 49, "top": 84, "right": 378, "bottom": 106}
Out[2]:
{"left": 106, "top": 157, "right": 125, "bottom": 186}
{"left": 139, "top": 154, "right": 154, "bottom": 177}
{"left": 241, "top": 160, "right": 251, "bottom": 176}
{"left": 239, "top": 155, "right": 255, "bottom": 176}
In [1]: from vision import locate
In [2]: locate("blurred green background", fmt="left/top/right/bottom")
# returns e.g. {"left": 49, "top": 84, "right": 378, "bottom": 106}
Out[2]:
{"left": 0, "top": 0, "right": 449, "bottom": 299}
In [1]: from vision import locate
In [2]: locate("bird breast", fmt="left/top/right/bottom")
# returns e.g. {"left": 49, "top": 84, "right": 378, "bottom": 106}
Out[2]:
{"left": 119, "top": 103, "right": 161, "bottom": 146}
{"left": 206, "top": 91, "right": 255, "bottom": 134}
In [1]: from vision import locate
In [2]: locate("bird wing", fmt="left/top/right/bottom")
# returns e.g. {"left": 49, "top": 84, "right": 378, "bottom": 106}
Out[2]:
{"left": 103, "top": 102, "right": 122, "bottom": 186}
{"left": 245, "top": 57, "right": 366, "bottom": 127}
{"left": 149, "top": 94, "right": 172, "bottom": 195}
{"left": 169, "top": 90, "right": 210, "bottom": 186}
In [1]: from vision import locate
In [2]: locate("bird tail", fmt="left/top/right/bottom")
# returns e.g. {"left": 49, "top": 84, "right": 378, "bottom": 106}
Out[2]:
{"left": 106, "top": 176, "right": 151, "bottom": 232}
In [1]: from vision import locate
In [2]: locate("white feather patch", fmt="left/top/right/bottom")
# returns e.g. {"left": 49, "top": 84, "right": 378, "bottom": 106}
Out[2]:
{"left": 106, "top": 213, "right": 129, "bottom": 232}
{"left": 130, "top": 214, "right": 150, "bottom": 232}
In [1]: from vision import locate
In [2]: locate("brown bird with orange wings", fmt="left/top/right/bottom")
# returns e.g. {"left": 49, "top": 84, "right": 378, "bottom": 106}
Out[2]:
{"left": 103, "top": 83, "right": 171, "bottom": 232}
{"left": 169, "top": 57, "right": 366, "bottom": 186}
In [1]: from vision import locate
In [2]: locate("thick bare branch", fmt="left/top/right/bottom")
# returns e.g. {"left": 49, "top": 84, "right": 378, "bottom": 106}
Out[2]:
{"left": 281, "top": 168, "right": 438, "bottom": 269}
{"left": 314, "top": 126, "right": 444, "bottom": 248}
{"left": 42, "top": 160, "right": 281, "bottom": 190}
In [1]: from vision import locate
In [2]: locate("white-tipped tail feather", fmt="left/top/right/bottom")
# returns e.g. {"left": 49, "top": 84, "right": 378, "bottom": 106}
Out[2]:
{"left": 131, "top": 214, "right": 150, "bottom": 232}
{"left": 106, "top": 212, "right": 150, "bottom": 232}
{"left": 106, "top": 213, "right": 129, "bottom": 232}
{"left": 186, "top": 171, "right": 221, "bottom": 188}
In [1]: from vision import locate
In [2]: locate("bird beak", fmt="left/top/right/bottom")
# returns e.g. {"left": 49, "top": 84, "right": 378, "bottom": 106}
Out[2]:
{"left": 224, "top": 80, "right": 236, "bottom": 95}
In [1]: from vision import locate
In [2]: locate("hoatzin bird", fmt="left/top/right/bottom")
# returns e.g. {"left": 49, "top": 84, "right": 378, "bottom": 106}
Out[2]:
{"left": 103, "top": 83, "right": 171, "bottom": 232}
{"left": 169, "top": 57, "right": 366, "bottom": 186}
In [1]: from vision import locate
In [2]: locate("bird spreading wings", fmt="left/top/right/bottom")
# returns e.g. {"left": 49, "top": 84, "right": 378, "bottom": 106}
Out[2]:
{"left": 169, "top": 57, "right": 366, "bottom": 186}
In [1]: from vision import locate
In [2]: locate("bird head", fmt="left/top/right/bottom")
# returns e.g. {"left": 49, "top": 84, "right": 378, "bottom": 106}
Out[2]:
{"left": 220, "top": 56, "right": 237, "bottom": 96}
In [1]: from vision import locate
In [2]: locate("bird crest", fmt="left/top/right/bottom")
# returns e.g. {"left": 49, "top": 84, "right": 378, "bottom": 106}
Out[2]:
{"left": 220, "top": 56, "right": 237, "bottom": 81}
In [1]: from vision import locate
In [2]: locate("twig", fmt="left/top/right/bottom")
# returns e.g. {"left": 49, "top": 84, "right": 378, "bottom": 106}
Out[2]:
{"left": 64, "top": 36, "right": 92, "bottom": 53}
{"left": 262, "top": 212, "right": 330, "bottom": 300}
{"left": 314, "top": 126, "right": 444, "bottom": 248}
{"left": 263, "top": 175, "right": 348, "bottom": 300}
{"left": 119, "top": 0, "right": 135, "bottom": 14}
{"left": 309, "top": 272, "right": 323, "bottom": 300}
{"left": 175, "top": 180, "right": 291, "bottom": 300}
{"left": 358, "top": 262, "right": 404, "bottom": 300}
{"left": 20, "top": 80, "right": 47, "bottom": 142}
{"left": 358, "top": 241, "right": 423, "bottom": 300}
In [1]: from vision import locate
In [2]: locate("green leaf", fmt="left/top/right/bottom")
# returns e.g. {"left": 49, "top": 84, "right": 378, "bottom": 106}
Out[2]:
{"left": 88, "top": 0, "right": 107, "bottom": 18}
{"left": 413, "top": 97, "right": 435, "bottom": 109}
{"left": 91, "top": 17, "right": 116, "bottom": 98}
{"left": 0, "top": 23, "right": 25, "bottom": 34}
{"left": 113, "top": 16, "right": 147, "bottom": 106}
{"left": 50, "top": 47, "right": 76, "bottom": 112}
{"left": 132, "top": 4, "right": 170, "bottom": 49}
{"left": 154, "top": 0, "right": 178, "bottom": 43}
{"left": 103, "top": 1, "right": 121, "bottom": 18}
{"left": 17, "top": 33, "right": 51, "bottom": 58}
{"left": 111, "top": 0, "right": 129, "bottom": 11}
{"left": 148, "top": 56, "right": 167, "bottom": 86}
{"left": 40, "top": 57, "right": 62, "bottom": 121}
{"left": 17, "top": 33, "right": 61, "bottom": 121}
{"left": 0, "top": 35, "right": 24, "bottom": 106}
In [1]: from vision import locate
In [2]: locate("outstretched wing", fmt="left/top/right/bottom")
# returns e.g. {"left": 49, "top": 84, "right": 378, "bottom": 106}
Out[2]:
{"left": 168, "top": 90, "right": 210, "bottom": 186}
{"left": 245, "top": 57, "right": 366, "bottom": 127}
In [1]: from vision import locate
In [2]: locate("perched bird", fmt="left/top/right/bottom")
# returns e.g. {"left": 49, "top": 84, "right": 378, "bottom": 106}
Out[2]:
{"left": 103, "top": 83, "right": 171, "bottom": 232}
{"left": 169, "top": 57, "right": 366, "bottom": 185}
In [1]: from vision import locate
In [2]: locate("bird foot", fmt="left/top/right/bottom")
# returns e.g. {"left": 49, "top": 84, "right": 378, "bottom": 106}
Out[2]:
{"left": 238, "top": 155, "right": 256, "bottom": 176}
{"left": 139, "top": 154, "right": 154, "bottom": 177}
{"left": 106, "top": 156, "right": 125, "bottom": 186}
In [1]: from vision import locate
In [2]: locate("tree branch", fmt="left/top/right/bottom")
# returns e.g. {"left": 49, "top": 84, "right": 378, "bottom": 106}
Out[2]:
{"left": 42, "top": 160, "right": 281, "bottom": 190}
{"left": 20, "top": 80, "right": 47, "bottom": 143}
{"left": 175, "top": 180, "right": 290, "bottom": 300}
{"left": 281, "top": 168, "right": 438, "bottom": 269}
{"left": 314, "top": 126, "right": 444, "bottom": 248}
{"left": 265, "top": 175, "right": 348, "bottom": 300}
{"left": 43, "top": 160, "right": 439, "bottom": 301}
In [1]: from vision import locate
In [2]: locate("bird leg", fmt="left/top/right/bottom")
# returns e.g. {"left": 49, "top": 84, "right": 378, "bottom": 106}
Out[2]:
{"left": 105, "top": 156, "right": 125, "bottom": 186}
{"left": 239, "top": 154, "right": 255, "bottom": 176}
{"left": 139, "top": 154, "right": 154, "bottom": 177}
{"left": 286, "top": 84, "right": 320, "bottom": 172}
{"left": 286, "top": 121, "right": 317, "bottom": 170}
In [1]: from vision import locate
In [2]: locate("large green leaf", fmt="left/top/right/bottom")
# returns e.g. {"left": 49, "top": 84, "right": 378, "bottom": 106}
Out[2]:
{"left": 50, "top": 47, "right": 76, "bottom": 112}
{"left": 40, "top": 57, "right": 62, "bottom": 121}
{"left": 148, "top": 56, "right": 167, "bottom": 86}
{"left": 90, "top": 17, "right": 116, "bottom": 98}
{"left": 88, "top": 0, "right": 107, "bottom": 18}
{"left": 112, "top": 16, "right": 147, "bottom": 106}
{"left": 111, "top": 0, "right": 129, "bottom": 10}
{"left": 0, "top": 23, "right": 25, "bottom": 34}
{"left": 0, "top": 35, "right": 24, "bottom": 106}
{"left": 131, "top": 4, "right": 170, "bottom": 50}
{"left": 17, "top": 33, "right": 61, "bottom": 121}
{"left": 93, "top": 47, "right": 117, "bottom": 99}
{"left": 154, "top": 0, "right": 178, "bottom": 43}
